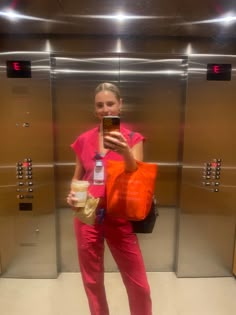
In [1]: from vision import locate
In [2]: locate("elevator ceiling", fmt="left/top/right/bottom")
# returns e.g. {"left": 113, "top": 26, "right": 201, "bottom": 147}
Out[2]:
{"left": 0, "top": 0, "right": 236, "bottom": 38}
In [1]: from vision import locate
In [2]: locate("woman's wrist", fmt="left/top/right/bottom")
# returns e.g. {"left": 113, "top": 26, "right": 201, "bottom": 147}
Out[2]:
{"left": 122, "top": 147, "right": 137, "bottom": 172}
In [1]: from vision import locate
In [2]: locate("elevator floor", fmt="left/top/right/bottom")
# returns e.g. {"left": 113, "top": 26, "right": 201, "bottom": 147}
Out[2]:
{"left": 0, "top": 272, "right": 236, "bottom": 315}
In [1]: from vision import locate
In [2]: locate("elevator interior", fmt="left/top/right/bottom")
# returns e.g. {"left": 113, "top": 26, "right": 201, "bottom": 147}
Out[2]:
{"left": 0, "top": 50, "right": 235, "bottom": 279}
{"left": 0, "top": 0, "right": 236, "bottom": 279}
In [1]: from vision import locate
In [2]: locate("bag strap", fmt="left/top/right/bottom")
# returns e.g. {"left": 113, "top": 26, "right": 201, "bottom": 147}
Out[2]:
{"left": 129, "top": 131, "right": 135, "bottom": 146}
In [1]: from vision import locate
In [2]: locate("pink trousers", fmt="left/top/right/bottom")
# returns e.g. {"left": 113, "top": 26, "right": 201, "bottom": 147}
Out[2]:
{"left": 74, "top": 215, "right": 152, "bottom": 315}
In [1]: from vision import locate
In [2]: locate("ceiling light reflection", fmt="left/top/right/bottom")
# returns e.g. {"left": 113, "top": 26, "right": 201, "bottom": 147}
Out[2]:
{"left": 116, "top": 38, "right": 122, "bottom": 53}
{"left": 55, "top": 57, "right": 183, "bottom": 63}
{"left": 177, "top": 13, "right": 236, "bottom": 26}
{"left": 64, "top": 14, "right": 177, "bottom": 21}
{"left": 2, "top": 8, "right": 19, "bottom": 21}
{"left": 0, "top": 51, "right": 49, "bottom": 55}
{"left": 115, "top": 12, "right": 126, "bottom": 22}
{"left": 186, "top": 43, "right": 193, "bottom": 55}
{"left": 54, "top": 69, "right": 184, "bottom": 75}
{"left": 190, "top": 54, "right": 236, "bottom": 58}
{"left": 188, "top": 68, "right": 207, "bottom": 72}
{"left": 220, "top": 13, "right": 236, "bottom": 26}
{"left": 0, "top": 9, "right": 71, "bottom": 24}
{"left": 45, "top": 40, "right": 52, "bottom": 52}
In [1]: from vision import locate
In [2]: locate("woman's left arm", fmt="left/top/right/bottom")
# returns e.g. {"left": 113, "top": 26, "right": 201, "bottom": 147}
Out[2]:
{"left": 103, "top": 131, "right": 143, "bottom": 172}
{"left": 122, "top": 141, "right": 143, "bottom": 171}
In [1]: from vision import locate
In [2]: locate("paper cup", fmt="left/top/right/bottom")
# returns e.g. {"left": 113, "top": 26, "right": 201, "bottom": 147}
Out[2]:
{"left": 71, "top": 180, "right": 89, "bottom": 207}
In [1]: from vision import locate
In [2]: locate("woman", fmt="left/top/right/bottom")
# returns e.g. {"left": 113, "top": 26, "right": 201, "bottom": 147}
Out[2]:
{"left": 67, "top": 82, "right": 152, "bottom": 315}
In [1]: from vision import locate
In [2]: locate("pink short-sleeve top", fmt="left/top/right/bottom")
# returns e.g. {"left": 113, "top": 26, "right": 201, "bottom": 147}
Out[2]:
{"left": 71, "top": 124, "right": 144, "bottom": 198}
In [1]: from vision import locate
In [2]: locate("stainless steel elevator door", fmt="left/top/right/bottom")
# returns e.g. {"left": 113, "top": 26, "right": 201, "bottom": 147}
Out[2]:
{"left": 177, "top": 56, "right": 236, "bottom": 277}
{"left": 0, "top": 53, "right": 57, "bottom": 278}
{"left": 53, "top": 54, "right": 186, "bottom": 272}
{"left": 53, "top": 54, "right": 120, "bottom": 271}
{"left": 119, "top": 55, "right": 186, "bottom": 271}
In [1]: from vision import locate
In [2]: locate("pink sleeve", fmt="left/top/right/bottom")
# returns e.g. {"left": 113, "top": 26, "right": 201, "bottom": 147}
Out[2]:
{"left": 70, "top": 136, "right": 82, "bottom": 160}
{"left": 129, "top": 131, "right": 145, "bottom": 147}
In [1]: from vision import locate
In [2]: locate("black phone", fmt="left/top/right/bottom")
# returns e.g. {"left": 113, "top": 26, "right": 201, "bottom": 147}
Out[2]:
{"left": 102, "top": 116, "right": 120, "bottom": 148}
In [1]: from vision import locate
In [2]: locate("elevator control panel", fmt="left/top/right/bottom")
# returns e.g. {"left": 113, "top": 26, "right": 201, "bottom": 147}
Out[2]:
{"left": 16, "top": 158, "right": 34, "bottom": 210}
{"left": 202, "top": 158, "right": 222, "bottom": 192}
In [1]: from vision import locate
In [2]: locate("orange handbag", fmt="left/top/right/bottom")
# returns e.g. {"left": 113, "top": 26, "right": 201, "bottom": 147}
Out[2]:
{"left": 106, "top": 160, "right": 158, "bottom": 220}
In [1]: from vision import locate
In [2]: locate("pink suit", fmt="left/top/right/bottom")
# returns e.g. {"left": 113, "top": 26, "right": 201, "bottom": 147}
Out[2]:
{"left": 71, "top": 125, "right": 152, "bottom": 315}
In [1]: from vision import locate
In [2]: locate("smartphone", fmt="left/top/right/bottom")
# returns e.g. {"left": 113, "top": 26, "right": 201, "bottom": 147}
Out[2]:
{"left": 103, "top": 116, "right": 120, "bottom": 148}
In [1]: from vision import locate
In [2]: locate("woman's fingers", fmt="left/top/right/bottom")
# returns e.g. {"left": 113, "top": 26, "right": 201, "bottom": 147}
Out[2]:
{"left": 103, "top": 135, "right": 130, "bottom": 154}
{"left": 67, "top": 192, "right": 78, "bottom": 206}
{"left": 104, "top": 136, "right": 123, "bottom": 151}
{"left": 104, "top": 132, "right": 126, "bottom": 146}
{"left": 107, "top": 131, "right": 125, "bottom": 142}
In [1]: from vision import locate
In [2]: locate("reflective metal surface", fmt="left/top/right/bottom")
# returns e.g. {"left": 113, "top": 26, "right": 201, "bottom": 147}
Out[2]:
{"left": 176, "top": 55, "right": 236, "bottom": 277}
{"left": 1, "top": 0, "right": 236, "bottom": 39}
{"left": 53, "top": 54, "right": 186, "bottom": 271}
{"left": 0, "top": 52, "right": 57, "bottom": 278}
{"left": 0, "top": 47, "right": 235, "bottom": 278}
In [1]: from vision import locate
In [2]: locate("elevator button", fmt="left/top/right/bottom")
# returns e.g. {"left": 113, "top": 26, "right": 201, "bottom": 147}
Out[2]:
{"left": 17, "top": 194, "right": 24, "bottom": 199}
{"left": 203, "top": 172, "right": 210, "bottom": 176}
{"left": 212, "top": 171, "right": 220, "bottom": 176}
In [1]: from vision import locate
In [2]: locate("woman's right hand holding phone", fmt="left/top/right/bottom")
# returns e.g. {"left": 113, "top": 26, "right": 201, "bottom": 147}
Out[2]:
{"left": 103, "top": 131, "right": 129, "bottom": 154}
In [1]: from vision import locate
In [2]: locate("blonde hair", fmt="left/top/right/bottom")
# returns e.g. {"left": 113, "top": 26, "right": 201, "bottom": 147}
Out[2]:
{"left": 95, "top": 82, "right": 121, "bottom": 101}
